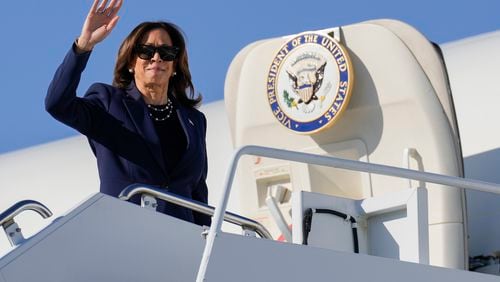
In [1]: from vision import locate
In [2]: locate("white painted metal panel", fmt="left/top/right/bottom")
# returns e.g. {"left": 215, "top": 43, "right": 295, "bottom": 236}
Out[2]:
{"left": 442, "top": 31, "right": 500, "bottom": 258}
{"left": 224, "top": 20, "right": 466, "bottom": 268}
{"left": 202, "top": 233, "right": 498, "bottom": 282}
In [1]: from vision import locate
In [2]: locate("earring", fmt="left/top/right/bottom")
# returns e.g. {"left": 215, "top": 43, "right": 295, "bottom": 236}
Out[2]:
{"left": 172, "top": 71, "right": 177, "bottom": 77}
{"left": 128, "top": 68, "right": 134, "bottom": 73}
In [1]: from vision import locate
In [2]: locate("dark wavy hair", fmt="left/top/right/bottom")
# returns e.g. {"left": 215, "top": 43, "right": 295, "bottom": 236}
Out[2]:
{"left": 113, "top": 21, "right": 201, "bottom": 108}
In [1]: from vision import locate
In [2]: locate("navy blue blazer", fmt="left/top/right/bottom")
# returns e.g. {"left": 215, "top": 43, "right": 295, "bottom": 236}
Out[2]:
{"left": 46, "top": 45, "right": 210, "bottom": 226}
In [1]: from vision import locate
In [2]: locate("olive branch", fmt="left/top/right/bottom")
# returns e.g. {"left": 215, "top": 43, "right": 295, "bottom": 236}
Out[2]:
{"left": 283, "top": 90, "right": 298, "bottom": 109}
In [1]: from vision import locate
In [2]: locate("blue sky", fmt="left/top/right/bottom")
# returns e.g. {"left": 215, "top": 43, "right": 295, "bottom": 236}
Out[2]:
{"left": 0, "top": 0, "right": 498, "bottom": 154}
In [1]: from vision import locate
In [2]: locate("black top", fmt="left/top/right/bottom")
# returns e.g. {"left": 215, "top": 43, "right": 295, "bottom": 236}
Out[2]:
{"left": 148, "top": 104, "right": 187, "bottom": 175}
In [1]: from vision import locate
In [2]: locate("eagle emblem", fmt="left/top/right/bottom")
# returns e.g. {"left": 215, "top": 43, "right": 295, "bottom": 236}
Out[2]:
{"left": 286, "top": 60, "right": 327, "bottom": 105}
{"left": 283, "top": 54, "right": 328, "bottom": 113}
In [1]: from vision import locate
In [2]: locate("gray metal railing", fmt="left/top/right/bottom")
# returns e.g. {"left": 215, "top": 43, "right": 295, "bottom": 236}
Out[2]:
{"left": 0, "top": 200, "right": 53, "bottom": 246}
{"left": 118, "top": 184, "right": 272, "bottom": 239}
{"left": 196, "top": 145, "right": 500, "bottom": 281}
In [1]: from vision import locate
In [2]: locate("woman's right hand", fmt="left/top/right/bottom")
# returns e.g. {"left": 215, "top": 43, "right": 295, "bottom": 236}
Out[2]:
{"left": 76, "top": 0, "right": 123, "bottom": 52}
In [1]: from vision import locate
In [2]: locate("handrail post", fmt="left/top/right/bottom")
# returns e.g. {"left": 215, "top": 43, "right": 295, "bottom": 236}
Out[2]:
{"left": 403, "top": 148, "right": 425, "bottom": 188}
{"left": 196, "top": 147, "right": 247, "bottom": 282}
{"left": 3, "top": 220, "right": 25, "bottom": 246}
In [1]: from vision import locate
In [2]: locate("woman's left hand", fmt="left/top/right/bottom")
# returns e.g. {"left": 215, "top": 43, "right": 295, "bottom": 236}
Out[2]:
{"left": 77, "top": 0, "right": 123, "bottom": 52}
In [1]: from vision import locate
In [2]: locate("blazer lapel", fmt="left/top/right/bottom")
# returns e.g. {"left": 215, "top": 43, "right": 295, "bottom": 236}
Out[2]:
{"left": 169, "top": 98, "right": 195, "bottom": 177}
{"left": 122, "top": 83, "right": 168, "bottom": 176}
{"left": 174, "top": 99, "right": 191, "bottom": 151}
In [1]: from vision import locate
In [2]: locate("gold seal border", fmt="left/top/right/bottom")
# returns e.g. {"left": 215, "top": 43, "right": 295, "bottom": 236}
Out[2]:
{"left": 266, "top": 31, "right": 355, "bottom": 135}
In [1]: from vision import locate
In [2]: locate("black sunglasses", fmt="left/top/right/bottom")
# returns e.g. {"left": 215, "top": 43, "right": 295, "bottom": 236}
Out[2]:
{"left": 135, "top": 44, "right": 180, "bottom": 61}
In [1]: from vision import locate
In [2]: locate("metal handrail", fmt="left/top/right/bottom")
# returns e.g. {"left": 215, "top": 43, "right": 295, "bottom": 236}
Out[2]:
{"left": 0, "top": 200, "right": 53, "bottom": 246}
{"left": 403, "top": 148, "right": 425, "bottom": 188}
{"left": 196, "top": 145, "right": 500, "bottom": 281}
{"left": 118, "top": 184, "right": 273, "bottom": 239}
{"left": 0, "top": 200, "right": 53, "bottom": 227}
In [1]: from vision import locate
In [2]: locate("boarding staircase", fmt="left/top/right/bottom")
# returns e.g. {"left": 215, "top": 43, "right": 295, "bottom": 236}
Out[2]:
{"left": 1, "top": 146, "right": 499, "bottom": 281}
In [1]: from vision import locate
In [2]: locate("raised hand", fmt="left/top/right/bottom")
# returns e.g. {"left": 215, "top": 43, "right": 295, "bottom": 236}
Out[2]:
{"left": 76, "top": 0, "right": 123, "bottom": 52}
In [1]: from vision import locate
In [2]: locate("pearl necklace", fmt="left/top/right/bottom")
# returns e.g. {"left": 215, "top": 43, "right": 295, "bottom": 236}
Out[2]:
{"left": 147, "top": 98, "right": 174, "bottom": 122}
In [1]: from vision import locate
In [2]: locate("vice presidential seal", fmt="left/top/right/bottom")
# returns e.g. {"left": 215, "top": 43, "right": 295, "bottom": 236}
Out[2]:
{"left": 266, "top": 32, "right": 354, "bottom": 134}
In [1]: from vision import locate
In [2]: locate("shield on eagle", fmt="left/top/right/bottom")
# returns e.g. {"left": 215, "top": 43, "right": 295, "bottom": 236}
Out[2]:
{"left": 286, "top": 59, "right": 327, "bottom": 105}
